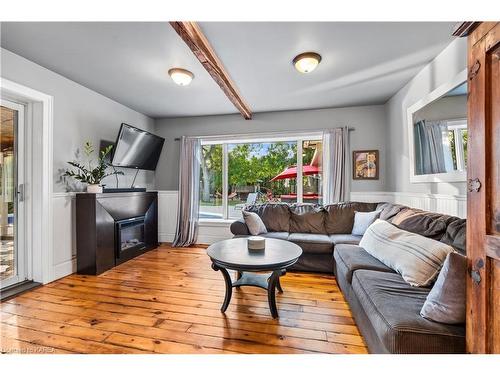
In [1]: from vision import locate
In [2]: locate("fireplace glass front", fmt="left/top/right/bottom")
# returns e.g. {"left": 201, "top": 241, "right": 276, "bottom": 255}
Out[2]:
{"left": 116, "top": 216, "right": 146, "bottom": 255}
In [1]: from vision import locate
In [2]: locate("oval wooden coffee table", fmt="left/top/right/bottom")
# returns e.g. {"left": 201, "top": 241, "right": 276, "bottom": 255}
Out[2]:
{"left": 207, "top": 238, "right": 302, "bottom": 318}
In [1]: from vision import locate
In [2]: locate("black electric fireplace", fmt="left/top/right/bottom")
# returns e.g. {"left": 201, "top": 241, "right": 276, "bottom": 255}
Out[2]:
{"left": 76, "top": 191, "right": 158, "bottom": 275}
{"left": 116, "top": 216, "right": 146, "bottom": 257}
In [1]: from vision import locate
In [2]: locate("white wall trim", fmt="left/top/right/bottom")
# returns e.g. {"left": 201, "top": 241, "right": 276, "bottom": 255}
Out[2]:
{"left": 1, "top": 77, "right": 54, "bottom": 284}
{"left": 53, "top": 258, "right": 77, "bottom": 281}
{"left": 53, "top": 192, "right": 77, "bottom": 198}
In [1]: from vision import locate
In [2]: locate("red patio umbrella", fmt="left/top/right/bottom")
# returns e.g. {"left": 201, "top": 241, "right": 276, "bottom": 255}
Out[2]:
{"left": 271, "top": 165, "right": 321, "bottom": 181}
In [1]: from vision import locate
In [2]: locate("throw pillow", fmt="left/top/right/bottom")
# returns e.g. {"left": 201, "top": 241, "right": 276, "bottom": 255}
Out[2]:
{"left": 351, "top": 210, "right": 381, "bottom": 236}
{"left": 242, "top": 210, "right": 268, "bottom": 236}
{"left": 359, "top": 219, "right": 453, "bottom": 287}
{"left": 420, "top": 252, "right": 466, "bottom": 324}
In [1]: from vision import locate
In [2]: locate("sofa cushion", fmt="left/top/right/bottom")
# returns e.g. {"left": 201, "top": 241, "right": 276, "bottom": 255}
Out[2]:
{"left": 289, "top": 204, "right": 326, "bottom": 234}
{"left": 375, "top": 202, "right": 408, "bottom": 221}
{"left": 259, "top": 231, "right": 290, "bottom": 241}
{"left": 420, "top": 252, "right": 466, "bottom": 324}
{"left": 288, "top": 233, "right": 333, "bottom": 255}
{"left": 440, "top": 218, "right": 466, "bottom": 255}
{"left": 242, "top": 210, "right": 267, "bottom": 235}
{"left": 324, "top": 202, "right": 378, "bottom": 234}
{"left": 329, "top": 234, "right": 363, "bottom": 245}
{"left": 390, "top": 208, "right": 457, "bottom": 240}
{"left": 351, "top": 210, "right": 381, "bottom": 235}
{"left": 245, "top": 203, "right": 290, "bottom": 232}
{"left": 360, "top": 219, "right": 454, "bottom": 287}
{"left": 334, "top": 244, "right": 395, "bottom": 284}
{"left": 351, "top": 270, "right": 465, "bottom": 354}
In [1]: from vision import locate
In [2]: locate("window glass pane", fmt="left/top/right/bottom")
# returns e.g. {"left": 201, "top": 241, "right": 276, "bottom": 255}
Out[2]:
{"left": 461, "top": 129, "right": 468, "bottom": 168}
{"left": 227, "top": 142, "right": 297, "bottom": 219}
{"left": 447, "top": 130, "right": 458, "bottom": 170}
{"left": 302, "top": 140, "right": 323, "bottom": 204}
{"left": 199, "top": 144, "right": 223, "bottom": 219}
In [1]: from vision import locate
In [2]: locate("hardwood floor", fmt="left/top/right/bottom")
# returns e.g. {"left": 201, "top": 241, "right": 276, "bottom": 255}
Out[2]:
{"left": 1, "top": 245, "right": 367, "bottom": 354}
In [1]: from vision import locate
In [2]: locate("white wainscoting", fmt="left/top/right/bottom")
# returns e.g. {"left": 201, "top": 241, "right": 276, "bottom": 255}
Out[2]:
{"left": 50, "top": 189, "right": 466, "bottom": 282}
{"left": 158, "top": 190, "right": 466, "bottom": 247}
{"left": 157, "top": 190, "right": 233, "bottom": 244}
{"left": 350, "top": 191, "right": 466, "bottom": 218}
{"left": 157, "top": 190, "right": 178, "bottom": 243}
{"left": 52, "top": 192, "right": 77, "bottom": 281}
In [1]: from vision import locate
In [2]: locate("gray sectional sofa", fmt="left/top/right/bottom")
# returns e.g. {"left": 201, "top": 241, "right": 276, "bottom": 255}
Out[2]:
{"left": 230, "top": 201, "right": 466, "bottom": 354}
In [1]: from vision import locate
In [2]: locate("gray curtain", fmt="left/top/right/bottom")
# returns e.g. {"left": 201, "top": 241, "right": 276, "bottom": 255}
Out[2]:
{"left": 414, "top": 120, "right": 447, "bottom": 174}
{"left": 172, "top": 136, "right": 201, "bottom": 247}
{"left": 323, "top": 127, "right": 350, "bottom": 204}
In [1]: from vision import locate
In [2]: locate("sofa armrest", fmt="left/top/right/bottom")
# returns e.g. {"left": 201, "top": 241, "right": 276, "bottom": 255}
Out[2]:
{"left": 230, "top": 219, "right": 250, "bottom": 236}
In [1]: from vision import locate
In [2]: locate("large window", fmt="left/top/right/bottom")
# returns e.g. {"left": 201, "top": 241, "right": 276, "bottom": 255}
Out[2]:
{"left": 199, "top": 134, "right": 323, "bottom": 220}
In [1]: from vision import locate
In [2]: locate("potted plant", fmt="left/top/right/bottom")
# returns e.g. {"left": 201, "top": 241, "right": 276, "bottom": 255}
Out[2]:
{"left": 64, "top": 141, "right": 123, "bottom": 193}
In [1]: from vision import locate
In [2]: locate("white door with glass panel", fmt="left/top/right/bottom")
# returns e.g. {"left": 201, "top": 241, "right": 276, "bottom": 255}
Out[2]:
{"left": 0, "top": 99, "right": 26, "bottom": 289}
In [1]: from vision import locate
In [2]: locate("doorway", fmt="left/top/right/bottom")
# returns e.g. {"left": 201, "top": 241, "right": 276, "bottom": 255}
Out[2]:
{"left": 0, "top": 99, "right": 27, "bottom": 289}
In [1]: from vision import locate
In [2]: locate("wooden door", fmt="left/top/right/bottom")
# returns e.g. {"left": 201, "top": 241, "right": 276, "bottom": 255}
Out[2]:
{"left": 467, "top": 22, "right": 500, "bottom": 354}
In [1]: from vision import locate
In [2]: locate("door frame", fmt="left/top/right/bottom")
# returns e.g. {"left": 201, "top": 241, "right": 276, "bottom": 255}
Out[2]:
{"left": 465, "top": 21, "right": 500, "bottom": 354}
{"left": 0, "top": 78, "right": 54, "bottom": 284}
{"left": 0, "top": 99, "right": 27, "bottom": 288}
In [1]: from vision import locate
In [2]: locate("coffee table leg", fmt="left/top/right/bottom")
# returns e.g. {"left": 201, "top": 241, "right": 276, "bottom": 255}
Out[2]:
{"left": 276, "top": 276, "right": 283, "bottom": 293}
{"left": 268, "top": 270, "right": 285, "bottom": 318}
{"left": 235, "top": 270, "right": 243, "bottom": 288}
{"left": 212, "top": 263, "right": 232, "bottom": 313}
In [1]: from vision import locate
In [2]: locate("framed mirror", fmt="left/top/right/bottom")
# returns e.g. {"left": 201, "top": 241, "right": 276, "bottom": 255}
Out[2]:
{"left": 407, "top": 70, "right": 467, "bottom": 183}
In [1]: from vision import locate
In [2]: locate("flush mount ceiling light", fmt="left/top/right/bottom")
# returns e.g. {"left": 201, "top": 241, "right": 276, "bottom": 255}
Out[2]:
{"left": 168, "top": 68, "right": 194, "bottom": 86}
{"left": 292, "top": 52, "right": 322, "bottom": 74}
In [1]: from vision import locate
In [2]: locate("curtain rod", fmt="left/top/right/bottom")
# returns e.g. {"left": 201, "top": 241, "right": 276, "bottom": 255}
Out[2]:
{"left": 173, "top": 127, "right": 355, "bottom": 141}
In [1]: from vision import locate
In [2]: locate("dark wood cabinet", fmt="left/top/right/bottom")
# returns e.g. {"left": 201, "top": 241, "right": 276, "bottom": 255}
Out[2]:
{"left": 75, "top": 191, "right": 159, "bottom": 275}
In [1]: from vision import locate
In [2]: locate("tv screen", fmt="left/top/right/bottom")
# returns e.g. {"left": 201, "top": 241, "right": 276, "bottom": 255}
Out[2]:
{"left": 111, "top": 124, "right": 165, "bottom": 171}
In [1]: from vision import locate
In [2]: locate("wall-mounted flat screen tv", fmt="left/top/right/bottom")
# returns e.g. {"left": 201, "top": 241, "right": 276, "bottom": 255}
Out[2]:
{"left": 111, "top": 123, "right": 165, "bottom": 171}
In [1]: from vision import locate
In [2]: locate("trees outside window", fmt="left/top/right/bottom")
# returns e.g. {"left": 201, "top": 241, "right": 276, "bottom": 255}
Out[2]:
{"left": 199, "top": 136, "right": 322, "bottom": 219}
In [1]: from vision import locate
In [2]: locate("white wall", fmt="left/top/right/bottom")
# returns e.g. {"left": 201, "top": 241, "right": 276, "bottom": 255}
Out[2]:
{"left": 1, "top": 48, "right": 156, "bottom": 192}
{"left": 154, "top": 105, "right": 388, "bottom": 192}
{"left": 385, "top": 38, "right": 468, "bottom": 196}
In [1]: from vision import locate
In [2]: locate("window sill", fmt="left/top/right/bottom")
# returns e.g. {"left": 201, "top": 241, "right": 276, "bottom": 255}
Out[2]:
{"left": 199, "top": 219, "right": 235, "bottom": 227}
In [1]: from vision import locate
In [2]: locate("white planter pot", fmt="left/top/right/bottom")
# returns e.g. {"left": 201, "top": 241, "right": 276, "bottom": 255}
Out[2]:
{"left": 87, "top": 184, "right": 103, "bottom": 194}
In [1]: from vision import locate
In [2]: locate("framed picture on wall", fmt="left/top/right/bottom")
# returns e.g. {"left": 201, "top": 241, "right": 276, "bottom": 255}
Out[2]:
{"left": 353, "top": 150, "right": 379, "bottom": 180}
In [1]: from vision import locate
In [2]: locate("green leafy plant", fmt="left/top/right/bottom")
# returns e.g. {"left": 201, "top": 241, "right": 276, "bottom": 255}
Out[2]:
{"left": 64, "top": 141, "right": 123, "bottom": 185}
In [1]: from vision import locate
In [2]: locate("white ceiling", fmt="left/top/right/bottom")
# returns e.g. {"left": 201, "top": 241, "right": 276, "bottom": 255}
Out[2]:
{"left": 1, "top": 22, "right": 456, "bottom": 118}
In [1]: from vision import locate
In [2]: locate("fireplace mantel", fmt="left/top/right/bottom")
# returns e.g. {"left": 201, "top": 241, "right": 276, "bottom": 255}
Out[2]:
{"left": 75, "top": 191, "right": 159, "bottom": 275}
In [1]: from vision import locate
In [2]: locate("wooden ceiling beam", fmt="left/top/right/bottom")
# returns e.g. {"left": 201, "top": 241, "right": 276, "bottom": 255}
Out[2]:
{"left": 170, "top": 21, "right": 252, "bottom": 120}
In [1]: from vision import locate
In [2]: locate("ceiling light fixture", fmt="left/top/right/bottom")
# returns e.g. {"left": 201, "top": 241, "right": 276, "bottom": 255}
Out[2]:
{"left": 292, "top": 52, "right": 322, "bottom": 74}
{"left": 168, "top": 68, "right": 194, "bottom": 86}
